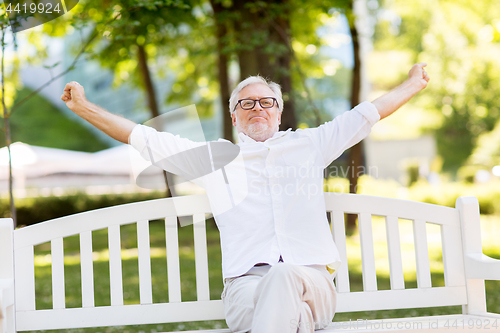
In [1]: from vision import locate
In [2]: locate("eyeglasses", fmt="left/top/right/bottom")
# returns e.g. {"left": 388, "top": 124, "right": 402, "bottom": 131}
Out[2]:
{"left": 234, "top": 97, "right": 278, "bottom": 111}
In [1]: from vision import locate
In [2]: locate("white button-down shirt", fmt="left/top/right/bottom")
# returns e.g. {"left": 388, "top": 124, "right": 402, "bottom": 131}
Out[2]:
{"left": 130, "top": 101, "right": 380, "bottom": 279}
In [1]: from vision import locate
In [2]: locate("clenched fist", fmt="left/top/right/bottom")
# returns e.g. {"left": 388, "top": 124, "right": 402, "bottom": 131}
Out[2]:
{"left": 59, "top": 81, "right": 136, "bottom": 143}
{"left": 408, "top": 63, "right": 430, "bottom": 90}
{"left": 61, "top": 81, "right": 87, "bottom": 112}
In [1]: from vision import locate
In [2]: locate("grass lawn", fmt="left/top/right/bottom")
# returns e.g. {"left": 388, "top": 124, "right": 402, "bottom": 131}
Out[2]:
{"left": 27, "top": 216, "right": 500, "bottom": 333}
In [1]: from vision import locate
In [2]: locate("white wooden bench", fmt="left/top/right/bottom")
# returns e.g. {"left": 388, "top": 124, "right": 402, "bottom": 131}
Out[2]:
{"left": 1, "top": 193, "right": 499, "bottom": 332}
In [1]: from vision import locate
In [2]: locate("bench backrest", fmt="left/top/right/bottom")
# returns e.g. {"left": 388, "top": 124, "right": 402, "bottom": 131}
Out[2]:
{"left": 325, "top": 193, "right": 468, "bottom": 313}
{"left": 9, "top": 193, "right": 479, "bottom": 331}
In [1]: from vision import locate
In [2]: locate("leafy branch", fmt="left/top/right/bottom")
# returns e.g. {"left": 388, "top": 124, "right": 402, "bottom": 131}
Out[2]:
{"left": 10, "top": 21, "right": 109, "bottom": 112}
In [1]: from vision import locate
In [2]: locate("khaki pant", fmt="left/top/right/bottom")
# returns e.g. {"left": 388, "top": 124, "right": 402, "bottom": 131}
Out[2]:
{"left": 221, "top": 263, "right": 337, "bottom": 333}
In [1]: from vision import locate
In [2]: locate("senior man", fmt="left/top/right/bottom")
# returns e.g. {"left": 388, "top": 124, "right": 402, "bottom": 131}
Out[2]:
{"left": 61, "top": 63, "right": 429, "bottom": 332}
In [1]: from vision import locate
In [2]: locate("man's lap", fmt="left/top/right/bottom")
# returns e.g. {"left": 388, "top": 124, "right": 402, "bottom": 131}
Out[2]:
{"left": 221, "top": 263, "right": 337, "bottom": 333}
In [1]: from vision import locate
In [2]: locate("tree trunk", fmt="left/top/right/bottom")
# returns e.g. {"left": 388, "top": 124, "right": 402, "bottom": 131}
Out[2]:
{"left": 232, "top": 0, "right": 297, "bottom": 130}
{"left": 274, "top": 14, "right": 296, "bottom": 131}
{"left": 137, "top": 44, "right": 175, "bottom": 197}
{"left": 211, "top": 0, "right": 233, "bottom": 142}
{"left": 137, "top": 45, "right": 160, "bottom": 119}
{"left": 346, "top": 1, "right": 364, "bottom": 232}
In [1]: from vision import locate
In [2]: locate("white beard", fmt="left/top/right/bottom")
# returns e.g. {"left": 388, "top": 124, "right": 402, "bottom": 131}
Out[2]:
{"left": 235, "top": 115, "right": 280, "bottom": 142}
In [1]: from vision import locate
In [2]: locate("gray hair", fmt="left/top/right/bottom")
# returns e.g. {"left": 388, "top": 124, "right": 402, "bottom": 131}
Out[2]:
{"left": 229, "top": 76, "right": 284, "bottom": 114}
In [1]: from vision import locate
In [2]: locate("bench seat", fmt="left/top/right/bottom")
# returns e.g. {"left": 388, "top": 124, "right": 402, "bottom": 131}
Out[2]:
{"left": 171, "top": 314, "right": 500, "bottom": 332}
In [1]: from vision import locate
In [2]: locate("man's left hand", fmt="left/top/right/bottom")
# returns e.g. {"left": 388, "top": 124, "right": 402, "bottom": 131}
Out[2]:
{"left": 372, "top": 62, "right": 431, "bottom": 120}
{"left": 408, "top": 63, "right": 430, "bottom": 90}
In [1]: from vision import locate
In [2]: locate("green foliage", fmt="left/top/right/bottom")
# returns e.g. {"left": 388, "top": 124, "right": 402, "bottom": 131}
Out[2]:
{"left": 73, "top": 0, "right": 218, "bottom": 117}
{"left": 90, "top": 0, "right": 219, "bottom": 118}
{"left": 0, "top": 87, "right": 109, "bottom": 151}
{"left": 372, "top": 0, "right": 500, "bottom": 173}
{"left": 35, "top": 0, "right": 365, "bottom": 130}
{"left": 160, "top": 0, "right": 360, "bottom": 125}
{"left": 407, "top": 179, "right": 500, "bottom": 215}
{"left": 468, "top": 117, "right": 500, "bottom": 168}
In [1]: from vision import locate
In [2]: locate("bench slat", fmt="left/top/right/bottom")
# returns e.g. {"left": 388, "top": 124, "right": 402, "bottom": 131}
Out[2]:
{"left": 14, "top": 245, "right": 35, "bottom": 311}
{"left": 108, "top": 225, "right": 124, "bottom": 306}
{"left": 14, "top": 286, "right": 469, "bottom": 331}
{"left": 14, "top": 195, "right": 211, "bottom": 249}
{"left": 331, "top": 211, "right": 350, "bottom": 293}
{"left": 166, "top": 216, "right": 182, "bottom": 303}
{"left": 335, "top": 285, "right": 467, "bottom": 313}
{"left": 324, "top": 194, "right": 459, "bottom": 226}
{"left": 441, "top": 224, "right": 466, "bottom": 287}
{"left": 385, "top": 216, "right": 405, "bottom": 290}
{"left": 359, "top": 213, "right": 377, "bottom": 292}
{"left": 15, "top": 300, "right": 225, "bottom": 331}
{"left": 137, "top": 220, "right": 153, "bottom": 304}
{"left": 80, "top": 230, "right": 95, "bottom": 308}
{"left": 51, "top": 237, "right": 65, "bottom": 309}
{"left": 413, "top": 219, "right": 432, "bottom": 288}
{"left": 193, "top": 214, "right": 210, "bottom": 301}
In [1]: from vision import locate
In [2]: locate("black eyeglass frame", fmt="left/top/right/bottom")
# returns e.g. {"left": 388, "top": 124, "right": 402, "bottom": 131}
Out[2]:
{"left": 234, "top": 97, "right": 279, "bottom": 111}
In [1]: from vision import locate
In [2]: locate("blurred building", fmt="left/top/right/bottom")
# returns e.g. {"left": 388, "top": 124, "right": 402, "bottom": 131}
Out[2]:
{"left": 0, "top": 142, "right": 204, "bottom": 198}
{"left": 365, "top": 135, "right": 438, "bottom": 184}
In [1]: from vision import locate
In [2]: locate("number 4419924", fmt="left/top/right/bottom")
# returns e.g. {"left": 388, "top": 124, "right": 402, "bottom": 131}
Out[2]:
{"left": 5, "top": 2, "right": 61, "bottom": 14}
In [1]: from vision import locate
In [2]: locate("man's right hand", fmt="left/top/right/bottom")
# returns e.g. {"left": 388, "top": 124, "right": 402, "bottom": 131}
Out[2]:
{"left": 59, "top": 81, "right": 137, "bottom": 144}
{"left": 61, "top": 81, "right": 87, "bottom": 112}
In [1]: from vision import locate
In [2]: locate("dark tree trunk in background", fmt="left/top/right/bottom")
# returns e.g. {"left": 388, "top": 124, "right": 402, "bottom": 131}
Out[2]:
{"left": 138, "top": 45, "right": 160, "bottom": 119}
{"left": 273, "top": 14, "right": 297, "bottom": 131}
{"left": 211, "top": 0, "right": 234, "bottom": 142}
{"left": 137, "top": 44, "right": 175, "bottom": 197}
{"left": 232, "top": 0, "right": 297, "bottom": 131}
{"left": 346, "top": 1, "right": 364, "bottom": 232}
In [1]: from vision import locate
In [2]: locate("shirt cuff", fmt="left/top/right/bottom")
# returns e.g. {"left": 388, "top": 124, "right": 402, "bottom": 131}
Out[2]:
{"left": 353, "top": 101, "right": 381, "bottom": 126}
{"left": 128, "top": 124, "right": 155, "bottom": 152}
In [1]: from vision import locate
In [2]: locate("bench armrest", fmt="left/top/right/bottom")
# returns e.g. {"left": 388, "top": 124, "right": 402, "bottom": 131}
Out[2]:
{"left": 465, "top": 253, "right": 500, "bottom": 280}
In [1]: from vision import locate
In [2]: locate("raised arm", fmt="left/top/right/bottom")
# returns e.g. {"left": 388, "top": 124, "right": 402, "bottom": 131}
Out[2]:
{"left": 371, "top": 63, "right": 430, "bottom": 120}
{"left": 61, "top": 82, "right": 137, "bottom": 144}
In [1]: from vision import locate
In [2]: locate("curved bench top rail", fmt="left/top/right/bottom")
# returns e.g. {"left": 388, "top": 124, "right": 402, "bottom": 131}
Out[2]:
{"left": 324, "top": 193, "right": 459, "bottom": 225}
{"left": 14, "top": 194, "right": 211, "bottom": 249}
{"left": 15, "top": 193, "right": 460, "bottom": 249}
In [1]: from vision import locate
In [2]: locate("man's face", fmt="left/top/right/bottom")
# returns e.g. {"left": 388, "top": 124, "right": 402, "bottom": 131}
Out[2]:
{"left": 231, "top": 83, "right": 281, "bottom": 142}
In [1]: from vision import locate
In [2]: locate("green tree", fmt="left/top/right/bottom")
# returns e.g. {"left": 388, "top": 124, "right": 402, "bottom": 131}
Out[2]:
{"left": 210, "top": 0, "right": 354, "bottom": 137}
{"left": 55, "top": 0, "right": 204, "bottom": 196}
{"left": 372, "top": 0, "right": 500, "bottom": 173}
{"left": 66, "top": 0, "right": 199, "bottom": 119}
{"left": 43, "top": 0, "right": 362, "bottom": 143}
{"left": 468, "top": 118, "right": 500, "bottom": 170}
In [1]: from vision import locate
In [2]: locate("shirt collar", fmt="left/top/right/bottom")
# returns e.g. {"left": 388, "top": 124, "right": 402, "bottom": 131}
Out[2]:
{"left": 237, "top": 128, "right": 292, "bottom": 144}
